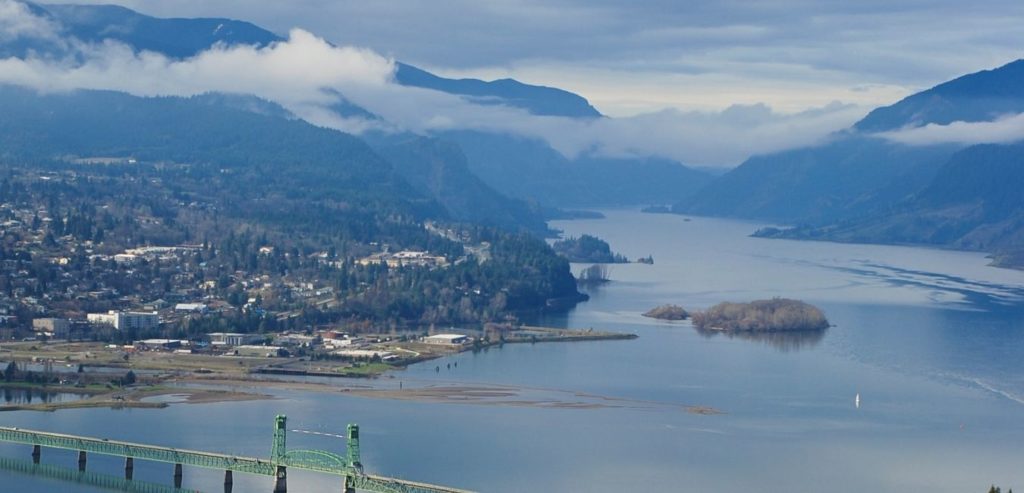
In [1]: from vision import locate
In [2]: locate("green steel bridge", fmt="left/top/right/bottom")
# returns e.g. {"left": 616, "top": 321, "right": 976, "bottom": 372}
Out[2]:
{"left": 0, "top": 416, "right": 473, "bottom": 493}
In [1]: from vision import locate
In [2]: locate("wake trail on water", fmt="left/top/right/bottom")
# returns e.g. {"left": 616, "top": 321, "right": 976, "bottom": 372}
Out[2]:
{"left": 938, "top": 371, "right": 1024, "bottom": 407}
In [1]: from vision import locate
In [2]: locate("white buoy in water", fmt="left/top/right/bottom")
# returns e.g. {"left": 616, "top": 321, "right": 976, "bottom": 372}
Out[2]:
{"left": 855, "top": 393, "right": 861, "bottom": 409}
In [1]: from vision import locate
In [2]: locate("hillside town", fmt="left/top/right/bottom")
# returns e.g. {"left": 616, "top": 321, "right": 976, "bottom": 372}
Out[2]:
{"left": 0, "top": 177, "right": 487, "bottom": 344}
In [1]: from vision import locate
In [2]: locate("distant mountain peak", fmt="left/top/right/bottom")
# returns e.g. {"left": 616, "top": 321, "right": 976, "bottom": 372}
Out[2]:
{"left": 394, "top": 62, "right": 602, "bottom": 118}
{"left": 854, "top": 58, "right": 1024, "bottom": 133}
{"left": 42, "top": 3, "right": 283, "bottom": 58}
{"left": 5, "top": 3, "right": 602, "bottom": 120}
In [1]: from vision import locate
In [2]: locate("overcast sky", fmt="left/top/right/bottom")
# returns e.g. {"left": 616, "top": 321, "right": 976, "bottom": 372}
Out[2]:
{"left": 62, "top": 0, "right": 1024, "bottom": 117}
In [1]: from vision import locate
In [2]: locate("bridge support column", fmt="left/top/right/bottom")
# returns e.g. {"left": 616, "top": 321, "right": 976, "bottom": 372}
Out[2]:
{"left": 273, "top": 465, "right": 287, "bottom": 493}
{"left": 343, "top": 474, "right": 356, "bottom": 493}
{"left": 124, "top": 457, "right": 134, "bottom": 480}
{"left": 77, "top": 451, "right": 87, "bottom": 471}
{"left": 224, "top": 469, "right": 233, "bottom": 493}
{"left": 31, "top": 444, "right": 40, "bottom": 464}
{"left": 173, "top": 463, "right": 183, "bottom": 488}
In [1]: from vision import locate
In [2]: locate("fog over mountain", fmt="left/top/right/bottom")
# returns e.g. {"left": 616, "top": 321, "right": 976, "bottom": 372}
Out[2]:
{"left": 3, "top": 0, "right": 1024, "bottom": 251}
{"left": 0, "top": 0, "right": 861, "bottom": 170}
{"left": 676, "top": 59, "right": 1024, "bottom": 268}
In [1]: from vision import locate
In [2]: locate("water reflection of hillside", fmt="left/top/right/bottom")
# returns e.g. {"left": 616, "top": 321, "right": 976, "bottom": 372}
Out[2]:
{"left": 694, "top": 327, "right": 827, "bottom": 352}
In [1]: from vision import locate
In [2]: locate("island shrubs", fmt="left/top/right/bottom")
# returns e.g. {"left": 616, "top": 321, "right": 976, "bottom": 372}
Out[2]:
{"left": 692, "top": 298, "right": 828, "bottom": 332}
{"left": 642, "top": 304, "right": 689, "bottom": 320}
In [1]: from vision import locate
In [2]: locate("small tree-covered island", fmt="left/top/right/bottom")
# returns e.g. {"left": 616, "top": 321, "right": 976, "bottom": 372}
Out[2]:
{"left": 692, "top": 299, "right": 829, "bottom": 332}
{"left": 642, "top": 304, "right": 689, "bottom": 320}
{"left": 552, "top": 234, "right": 628, "bottom": 263}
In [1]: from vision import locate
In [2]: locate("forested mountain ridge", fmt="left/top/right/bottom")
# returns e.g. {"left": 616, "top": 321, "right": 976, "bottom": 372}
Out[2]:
{"left": 444, "top": 130, "right": 713, "bottom": 207}
{"left": 11, "top": 1, "right": 599, "bottom": 119}
{"left": 371, "top": 135, "right": 550, "bottom": 234}
{"left": 0, "top": 86, "right": 422, "bottom": 212}
{"left": 679, "top": 58, "right": 1024, "bottom": 223}
{"left": 676, "top": 135, "right": 958, "bottom": 222}
{"left": 679, "top": 58, "right": 1024, "bottom": 268}
{"left": 855, "top": 59, "right": 1024, "bottom": 132}
{"left": 393, "top": 63, "right": 602, "bottom": 118}
{"left": 3, "top": 1, "right": 710, "bottom": 209}
{"left": 757, "top": 142, "right": 1024, "bottom": 268}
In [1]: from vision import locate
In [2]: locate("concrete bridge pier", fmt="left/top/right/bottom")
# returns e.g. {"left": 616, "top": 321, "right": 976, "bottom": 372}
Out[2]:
{"left": 77, "top": 451, "right": 87, "bottom": 471}
{"left": 124, "top": 457, "right": 134, "bottom": 480}
{"left": 224, "top": 469, "right": 233, "bottom": 493}
{"left": 273, "top": 465, "right": 287, "bottom": 493}
{"left": 31, "top": 444, "right": 40, "bottom": 464}
{"left": 173, "top": 463, "right": 183, "bottom": 488}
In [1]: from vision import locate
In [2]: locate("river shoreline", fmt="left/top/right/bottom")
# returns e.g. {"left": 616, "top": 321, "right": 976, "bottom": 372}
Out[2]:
{"left": 0, "top": 326, "right": 639, "bottom": 413}
{"left": 0, "top": 384, "right": 270, "bottom": 412}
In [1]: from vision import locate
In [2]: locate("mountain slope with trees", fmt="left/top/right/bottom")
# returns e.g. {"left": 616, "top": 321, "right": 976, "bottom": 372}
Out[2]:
{"left": 5, "top": 1, "right": 713, "bottom": 210}
{"left": 679, "top": 59, "right": 1024, "bottom": 223}
{"left": 678, "top": 58, "right": 1024, "bottom": 268}
{"left": 758, "top": 142, "right": 1024, "bottom": 268}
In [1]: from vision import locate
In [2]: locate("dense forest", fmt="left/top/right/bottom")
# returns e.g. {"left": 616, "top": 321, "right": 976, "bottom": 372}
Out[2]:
{"left": 552, "top": 234, "right": 628, "bottom": 263}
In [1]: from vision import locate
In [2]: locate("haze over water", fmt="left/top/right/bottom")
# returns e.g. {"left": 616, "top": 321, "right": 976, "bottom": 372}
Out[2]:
{"left": 3, "top": 210, "right": 1024, "bottom": 492}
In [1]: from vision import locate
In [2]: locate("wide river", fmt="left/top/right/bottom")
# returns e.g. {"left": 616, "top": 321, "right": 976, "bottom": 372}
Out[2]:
{"left": 3, "top": 210, "right": 1024, "bottom": 492}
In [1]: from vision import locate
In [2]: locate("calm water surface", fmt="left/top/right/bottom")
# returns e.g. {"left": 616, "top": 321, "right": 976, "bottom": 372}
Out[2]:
{"left": 2, "top": 210, "right": 1023, "bottom": 492}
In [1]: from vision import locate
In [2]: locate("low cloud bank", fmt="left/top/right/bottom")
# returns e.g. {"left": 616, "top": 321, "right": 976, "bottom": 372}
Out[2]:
{"left": 878, "top": 113, "right": 1024, "bottom": 146}
{"left": 0, "top": 12, "right": 863, "bottom": 165}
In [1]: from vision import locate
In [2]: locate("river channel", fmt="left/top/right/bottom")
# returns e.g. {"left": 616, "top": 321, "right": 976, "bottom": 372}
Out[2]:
{"left": 2, "top": 210, "right": 1023, "bottom": 492}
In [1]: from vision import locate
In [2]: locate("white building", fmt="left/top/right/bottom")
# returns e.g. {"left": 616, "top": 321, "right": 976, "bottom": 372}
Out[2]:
{"left": 333, "top": 349, "right": 396, "bottom": 360}
{"left": 208, "top": 332, "right": 264, "bottom": 346}
{"left": 87, "top": 311, "right": 160, "bottom": 331}
{"left": 175, "top": 303, "right": 208, "bottom": 313}
{"left": 423, "top": 334, "right": 470, "bottom": 345}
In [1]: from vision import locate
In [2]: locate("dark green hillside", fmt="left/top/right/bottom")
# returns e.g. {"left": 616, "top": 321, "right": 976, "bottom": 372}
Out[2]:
{"left": 758, "top": 143, "right": 1024, "bottom": 268}
{"left": 373, "top": 136, "right": 550, "bottom": 235}
{"left": 679, "top": 59, "right": 1024, "bottom": 229}
{"left": 0, "top": 86, "right": 428, "bottom": 215}
{"left": 444, "top": 130, "right": 712, "bottom": 207}
{"left": 677, "top": 136, "right": 958, "bottom": 222}
{"left": 552, "top": 234, "right": 627, "bottom": 263}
